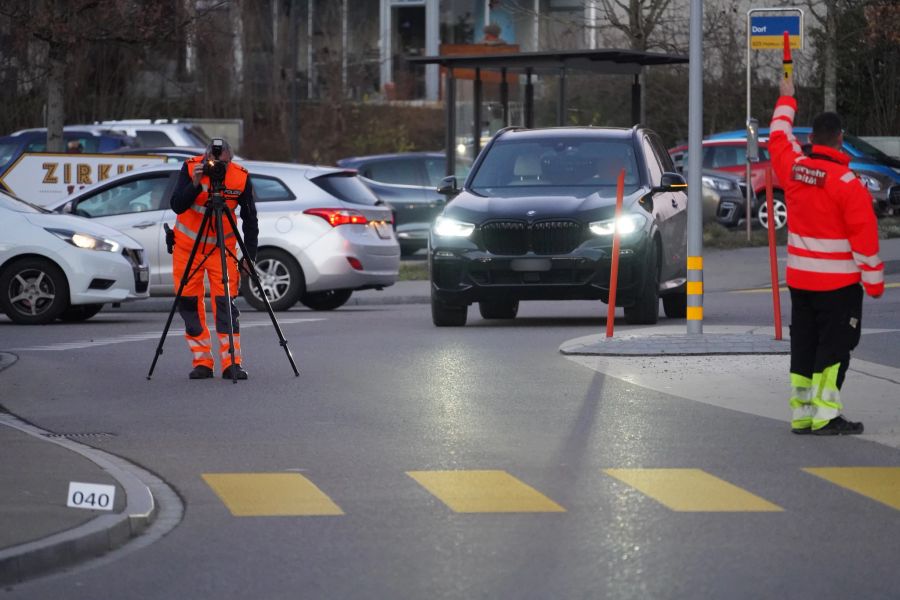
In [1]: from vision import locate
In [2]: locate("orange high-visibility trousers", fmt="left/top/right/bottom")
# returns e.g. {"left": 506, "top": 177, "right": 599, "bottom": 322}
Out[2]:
{"left": 172, "top": 244, "right": 242, "bottom": 373}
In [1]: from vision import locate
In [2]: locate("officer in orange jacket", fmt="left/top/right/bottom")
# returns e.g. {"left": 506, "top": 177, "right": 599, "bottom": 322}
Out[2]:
{"left": 170, "top": 139, "right": 258, "bottom": 380}
{"left": 769, "top": 74, "right": 884, "bottom": 435}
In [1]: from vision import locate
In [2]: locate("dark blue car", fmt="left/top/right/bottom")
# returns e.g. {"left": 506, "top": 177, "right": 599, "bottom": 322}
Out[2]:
{"left": 336, "top": 152, "right": 471, "bottom": 256}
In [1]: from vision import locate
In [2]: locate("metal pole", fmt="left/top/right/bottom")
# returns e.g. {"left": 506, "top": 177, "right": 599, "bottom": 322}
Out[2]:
{"left": 445, "top": 67, "right": 456, "bottom": 177}
{"left": 686, "top": 0, "right": 703, "bottom": 334}
{"left": 746, "top": 10, "right": 753, "bottom": 241}
{"left": 289, "top": 0, "right": 299, "bottom": 162}
{"left": 557, "top": 67, "right": 566, "bottom": 126}
{"left": 473, "top": 68, "right": 482, "bottom": 158}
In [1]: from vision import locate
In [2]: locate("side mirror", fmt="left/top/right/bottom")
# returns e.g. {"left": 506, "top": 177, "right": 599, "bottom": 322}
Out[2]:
{"left": 746, "top": 117, "right": 760, "bottom": 163}
{"left": 437, "top": 175, "right": 459, "bottom": 197}
{"left": 651, "top": 172, "right": 687, "bottom": 194}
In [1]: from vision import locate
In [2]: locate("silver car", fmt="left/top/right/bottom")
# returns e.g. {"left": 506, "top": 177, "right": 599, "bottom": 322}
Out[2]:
{"left": 0, "top": 191, "right": 149, "bottom": 324}
{"left": 47, "top": 161, "right": 400, "bottom": 311}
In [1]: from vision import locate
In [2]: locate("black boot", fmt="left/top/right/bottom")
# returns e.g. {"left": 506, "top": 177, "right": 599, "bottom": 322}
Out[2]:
{"left": 189, "top": 365, "right": 214, "bottom": 380}
{"left": 812, "top": 415, "right": 864, "bottom": 435}
{"left": 222, "top": 364, "right": 248, "bottom": 380}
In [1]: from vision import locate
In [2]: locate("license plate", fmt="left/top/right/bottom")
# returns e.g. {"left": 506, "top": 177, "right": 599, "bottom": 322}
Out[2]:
{"left": 373, "top": 222, "right": 393, "bottom": 239}
{"left": 510, "top": 258, "right": 551, "bottom": 272}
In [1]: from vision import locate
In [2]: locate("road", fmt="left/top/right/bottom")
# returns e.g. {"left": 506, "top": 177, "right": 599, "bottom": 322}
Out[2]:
{"left": 1, "top": 245, "right": 899, "bottom": 599}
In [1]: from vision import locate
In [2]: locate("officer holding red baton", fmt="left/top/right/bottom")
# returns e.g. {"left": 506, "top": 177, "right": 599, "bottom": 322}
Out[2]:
{"left": 768, "top": 48, "right": 884, "bottom": 435}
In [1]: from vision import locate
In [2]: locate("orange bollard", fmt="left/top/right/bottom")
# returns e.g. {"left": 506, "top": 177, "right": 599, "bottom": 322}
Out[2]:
{"left": 766, "top": 166, "right": 783, "bottom": 340}
{"left": 606, "top": 168, "right": 626, "bottom": 338}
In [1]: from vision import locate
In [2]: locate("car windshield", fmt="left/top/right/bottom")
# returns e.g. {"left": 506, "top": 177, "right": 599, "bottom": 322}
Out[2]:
{"left": 0, "top": 190, "right": 48, "bottom": 213}
{"left": 0, "top": 142, "right": 20, "bottom": 168}
{"left": 469, "top": 138, "right": 641, "bottom": 197}
{"left": 843, "top": 133, "right": 893, "bottom": 162}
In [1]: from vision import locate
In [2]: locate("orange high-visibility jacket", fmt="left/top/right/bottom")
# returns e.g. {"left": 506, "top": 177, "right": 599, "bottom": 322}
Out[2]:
{"left": 768, "top": 96, "right": 884, "bottom": 297}
{"left": 173, "top": 156, "right": 250, "bottom": 254}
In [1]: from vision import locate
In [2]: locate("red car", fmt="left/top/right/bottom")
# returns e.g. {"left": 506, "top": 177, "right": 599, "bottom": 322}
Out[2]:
{"left": 668, "top": 140, "right": 787, "bottom": 229}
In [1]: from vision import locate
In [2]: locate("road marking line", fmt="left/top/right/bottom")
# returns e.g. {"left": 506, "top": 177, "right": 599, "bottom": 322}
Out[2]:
{"left": 407, "top": 470, "right": 566, "bottom": 513}
{"left": 603, "top": 468, "right": 783, "bottom": 512}
{"left": 202, "top": 472, "right": 344, "bottom": 516}
{"left": 803, "top": 467, "right": 900, "bottom": 510}
{"left": 9, "top": 318, "right": 323, "bottom": 351}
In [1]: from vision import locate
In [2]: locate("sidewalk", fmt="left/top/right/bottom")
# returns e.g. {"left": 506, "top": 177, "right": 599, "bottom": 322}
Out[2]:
{"left": 1, "top": 241, "right": 896, "bottom": 584}
{"left": 0, "top": 351, "right": 168, "bottom": 586}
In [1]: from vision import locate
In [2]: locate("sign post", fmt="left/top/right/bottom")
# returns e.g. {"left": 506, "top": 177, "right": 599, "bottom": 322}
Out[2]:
{"left": 745, "top": 8, "right": 802, "bottom": 236}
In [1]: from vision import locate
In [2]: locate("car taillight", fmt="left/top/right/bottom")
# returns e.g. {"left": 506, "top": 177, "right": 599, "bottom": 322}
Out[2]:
{"left": 304, "top": 208, "right": 369, "bottom": 226}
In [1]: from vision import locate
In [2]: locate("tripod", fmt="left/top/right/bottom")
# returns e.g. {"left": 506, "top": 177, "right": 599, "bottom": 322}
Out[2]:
{"left": 147, "top": 187, "right": 299, "bottom": 382}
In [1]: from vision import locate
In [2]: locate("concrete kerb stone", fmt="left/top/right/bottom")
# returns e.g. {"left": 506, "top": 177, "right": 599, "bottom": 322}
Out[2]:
{"left": 0, "top": 411, "right": 179, "bottom": 586}
{"left": 559, "top": 326, "right": 791, "bottom": 356}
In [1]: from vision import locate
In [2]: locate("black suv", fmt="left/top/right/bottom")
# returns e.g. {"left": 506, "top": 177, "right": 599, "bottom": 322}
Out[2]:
{"left": 429, "top": 126, "right": 688, "bottom": 326}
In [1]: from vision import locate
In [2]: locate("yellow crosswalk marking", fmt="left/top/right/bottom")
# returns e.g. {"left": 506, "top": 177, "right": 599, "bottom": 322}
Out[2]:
{"left": 202, "top": 473, "right": 344, "bottom": 516}
{"left": 603, "top": 468, "right": 783, "bottom": 512}
{"left": 804, "top": 467, "right": 900, "bottom": 510}
{"left": 407, "top": 470, "right": 565, "bottom": 513}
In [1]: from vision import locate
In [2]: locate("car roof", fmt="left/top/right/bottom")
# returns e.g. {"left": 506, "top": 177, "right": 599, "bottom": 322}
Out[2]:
{"left": 497, "top": 126, "right": 636, "bottom": 141}
{"left": 336, "top": 151, "right": 446, "bottom": 164}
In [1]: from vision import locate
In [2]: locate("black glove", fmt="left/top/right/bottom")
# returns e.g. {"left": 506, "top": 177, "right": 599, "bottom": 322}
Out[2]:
{"left": 164, "top": 223, "right": 174, "bottom": 254}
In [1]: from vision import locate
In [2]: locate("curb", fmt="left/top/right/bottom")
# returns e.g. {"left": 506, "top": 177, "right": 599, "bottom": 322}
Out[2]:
{"left": 0, "top": 413, "right": 164, "bottom": 586}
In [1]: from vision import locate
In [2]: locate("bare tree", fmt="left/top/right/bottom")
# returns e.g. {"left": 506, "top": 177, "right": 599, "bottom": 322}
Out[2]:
{"left": 0, "top": 0, "right": 186, "bottom": 150}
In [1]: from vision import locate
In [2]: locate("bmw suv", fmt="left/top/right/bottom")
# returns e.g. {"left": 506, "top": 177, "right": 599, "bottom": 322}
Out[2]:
{"left": 429, "top": 126, "right": 688, "bottom": 327}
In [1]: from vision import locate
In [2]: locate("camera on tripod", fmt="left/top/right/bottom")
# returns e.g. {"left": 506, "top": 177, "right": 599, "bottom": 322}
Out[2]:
{"left": 203, "top": 138, "right": 228, "bottom": 189}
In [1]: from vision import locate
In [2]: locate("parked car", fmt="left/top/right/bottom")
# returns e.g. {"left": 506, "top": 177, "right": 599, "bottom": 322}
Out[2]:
{"left": 46, "top": 161, "right": 399, "bottom": 311}
{"left": 103, "top": 146, "right": 208, "bottom": 163}
{"left": 704, "top": 128, "right": 900, "bottom": 215}
{"left": 87, "top": 121, "right": 211, "bottom": 148}
{"left": 0, "top": 129, "right": 138, "bottom": 178}
{"left": 669, "top": 140, "right": 787, "bottom": 229}
{"left": 429, "top": 126, "right": 688, "bottom": 327}
{"left": 0, "top": 190, "right": 149, "bottom": 324}
{"left": 699, "top": 170, "right": 753, "bottom": 228}
{"left": 336, "top": 152, "right": 472, "bottom": 256}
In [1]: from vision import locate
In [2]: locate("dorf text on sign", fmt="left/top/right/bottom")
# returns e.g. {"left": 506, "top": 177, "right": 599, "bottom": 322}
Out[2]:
{"left": 750, "top": 15, "right": 801, "bottom": 50}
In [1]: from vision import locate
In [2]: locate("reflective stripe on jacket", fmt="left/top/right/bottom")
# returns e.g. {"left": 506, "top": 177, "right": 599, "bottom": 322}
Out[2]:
{"left": 173, "top": 156, "right": 249, "bottom": 252}
{"left": 768, "top": 96, "right": 884, "bottom": 297}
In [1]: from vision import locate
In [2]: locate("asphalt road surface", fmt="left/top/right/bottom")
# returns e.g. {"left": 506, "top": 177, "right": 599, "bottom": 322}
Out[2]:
{"left": 2, "top": 249, "right": 899, "bottom": 599}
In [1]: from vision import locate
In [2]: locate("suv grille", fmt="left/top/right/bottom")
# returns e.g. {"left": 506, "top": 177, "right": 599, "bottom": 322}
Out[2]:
{"left": 480, "top": 220, "right": 584, "bottom": 255}
{"left": 889, "top": 184, "right": 900, "bottom": 207}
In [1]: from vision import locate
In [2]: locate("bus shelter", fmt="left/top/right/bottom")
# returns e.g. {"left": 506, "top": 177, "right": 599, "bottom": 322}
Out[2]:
{"left": 407, "top": 49, "right": 688, "bottom": 176}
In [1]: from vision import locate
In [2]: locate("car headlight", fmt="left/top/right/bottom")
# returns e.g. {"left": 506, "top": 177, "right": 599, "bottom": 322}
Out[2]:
{"left": 433, "top": 216, "right": 475, "bottom": 238}
{"left": 702, "top": 174, "right": 736, "bottom": 191}
{"left": 46, "top": 228, "right": 121, "bottom": 252}
{"left": 855, "top": 171, "right": 883, "bottom": 192}
{"left": 589, "top": 213, "right": 647, "bottom": 236}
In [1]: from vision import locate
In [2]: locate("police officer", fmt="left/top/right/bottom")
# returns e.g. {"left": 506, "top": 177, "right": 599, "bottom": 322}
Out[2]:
{"left": 769, "top": 74, "right": 884, "bottom": 435}
{"left": 170, "top": 139, "right": 258, "bottom": 380}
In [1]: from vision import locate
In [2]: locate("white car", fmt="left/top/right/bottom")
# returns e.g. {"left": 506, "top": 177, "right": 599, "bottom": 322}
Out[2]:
{"left": 0, "top": 191, "right": 149, "bottom": 324}
{"left": 48, "top": 161, "right": 400, "bottom": 311}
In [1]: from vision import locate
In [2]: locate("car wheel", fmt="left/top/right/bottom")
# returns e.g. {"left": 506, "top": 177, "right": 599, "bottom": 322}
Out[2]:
{"left": 624, "top": 240, "right": 660, "bottom": 325}
{"left": 431, "top": 292, "right": 467, "bottom": 327}
{"left": 757, "top": 190, "right": 788, "bottom": 230}
{"left": 59, "top": 304, "right": 104, "bottom": 322}
{"left": 240, "top": 248, "right": 305, "bottom": 312}
{"left": 300, "top": 289, "right": 352, "bottom": 311}
{"left": 0, "top": 257, "right": 70, "bottom": 325}
{"left": 478, "top": 299, "right": 519, "bottom": 319}
{"left": 662, "top": 288, "right": 687, "bottom": 319}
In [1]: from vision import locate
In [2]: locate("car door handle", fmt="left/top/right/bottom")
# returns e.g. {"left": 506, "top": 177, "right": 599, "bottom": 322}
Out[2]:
{"left": 133, "top": 221, "right": 157, "bottom": 229}
{"left": 671, "top": 198, "right": 678, "bottom": 209}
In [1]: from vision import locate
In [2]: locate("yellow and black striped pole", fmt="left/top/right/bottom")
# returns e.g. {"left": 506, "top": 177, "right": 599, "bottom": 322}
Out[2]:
{"left": 687, "top": 256, "right": 703, "bottom": 323}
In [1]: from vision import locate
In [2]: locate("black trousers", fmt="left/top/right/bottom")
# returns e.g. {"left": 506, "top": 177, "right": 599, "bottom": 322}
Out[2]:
{"left": 789, "top": 284, "right": 863, "bottom": 390}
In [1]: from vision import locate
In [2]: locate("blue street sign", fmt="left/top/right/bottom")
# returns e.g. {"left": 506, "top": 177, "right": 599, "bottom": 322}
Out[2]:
{"left": 750, "top": 15, "right": 801, "bottom": 49}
